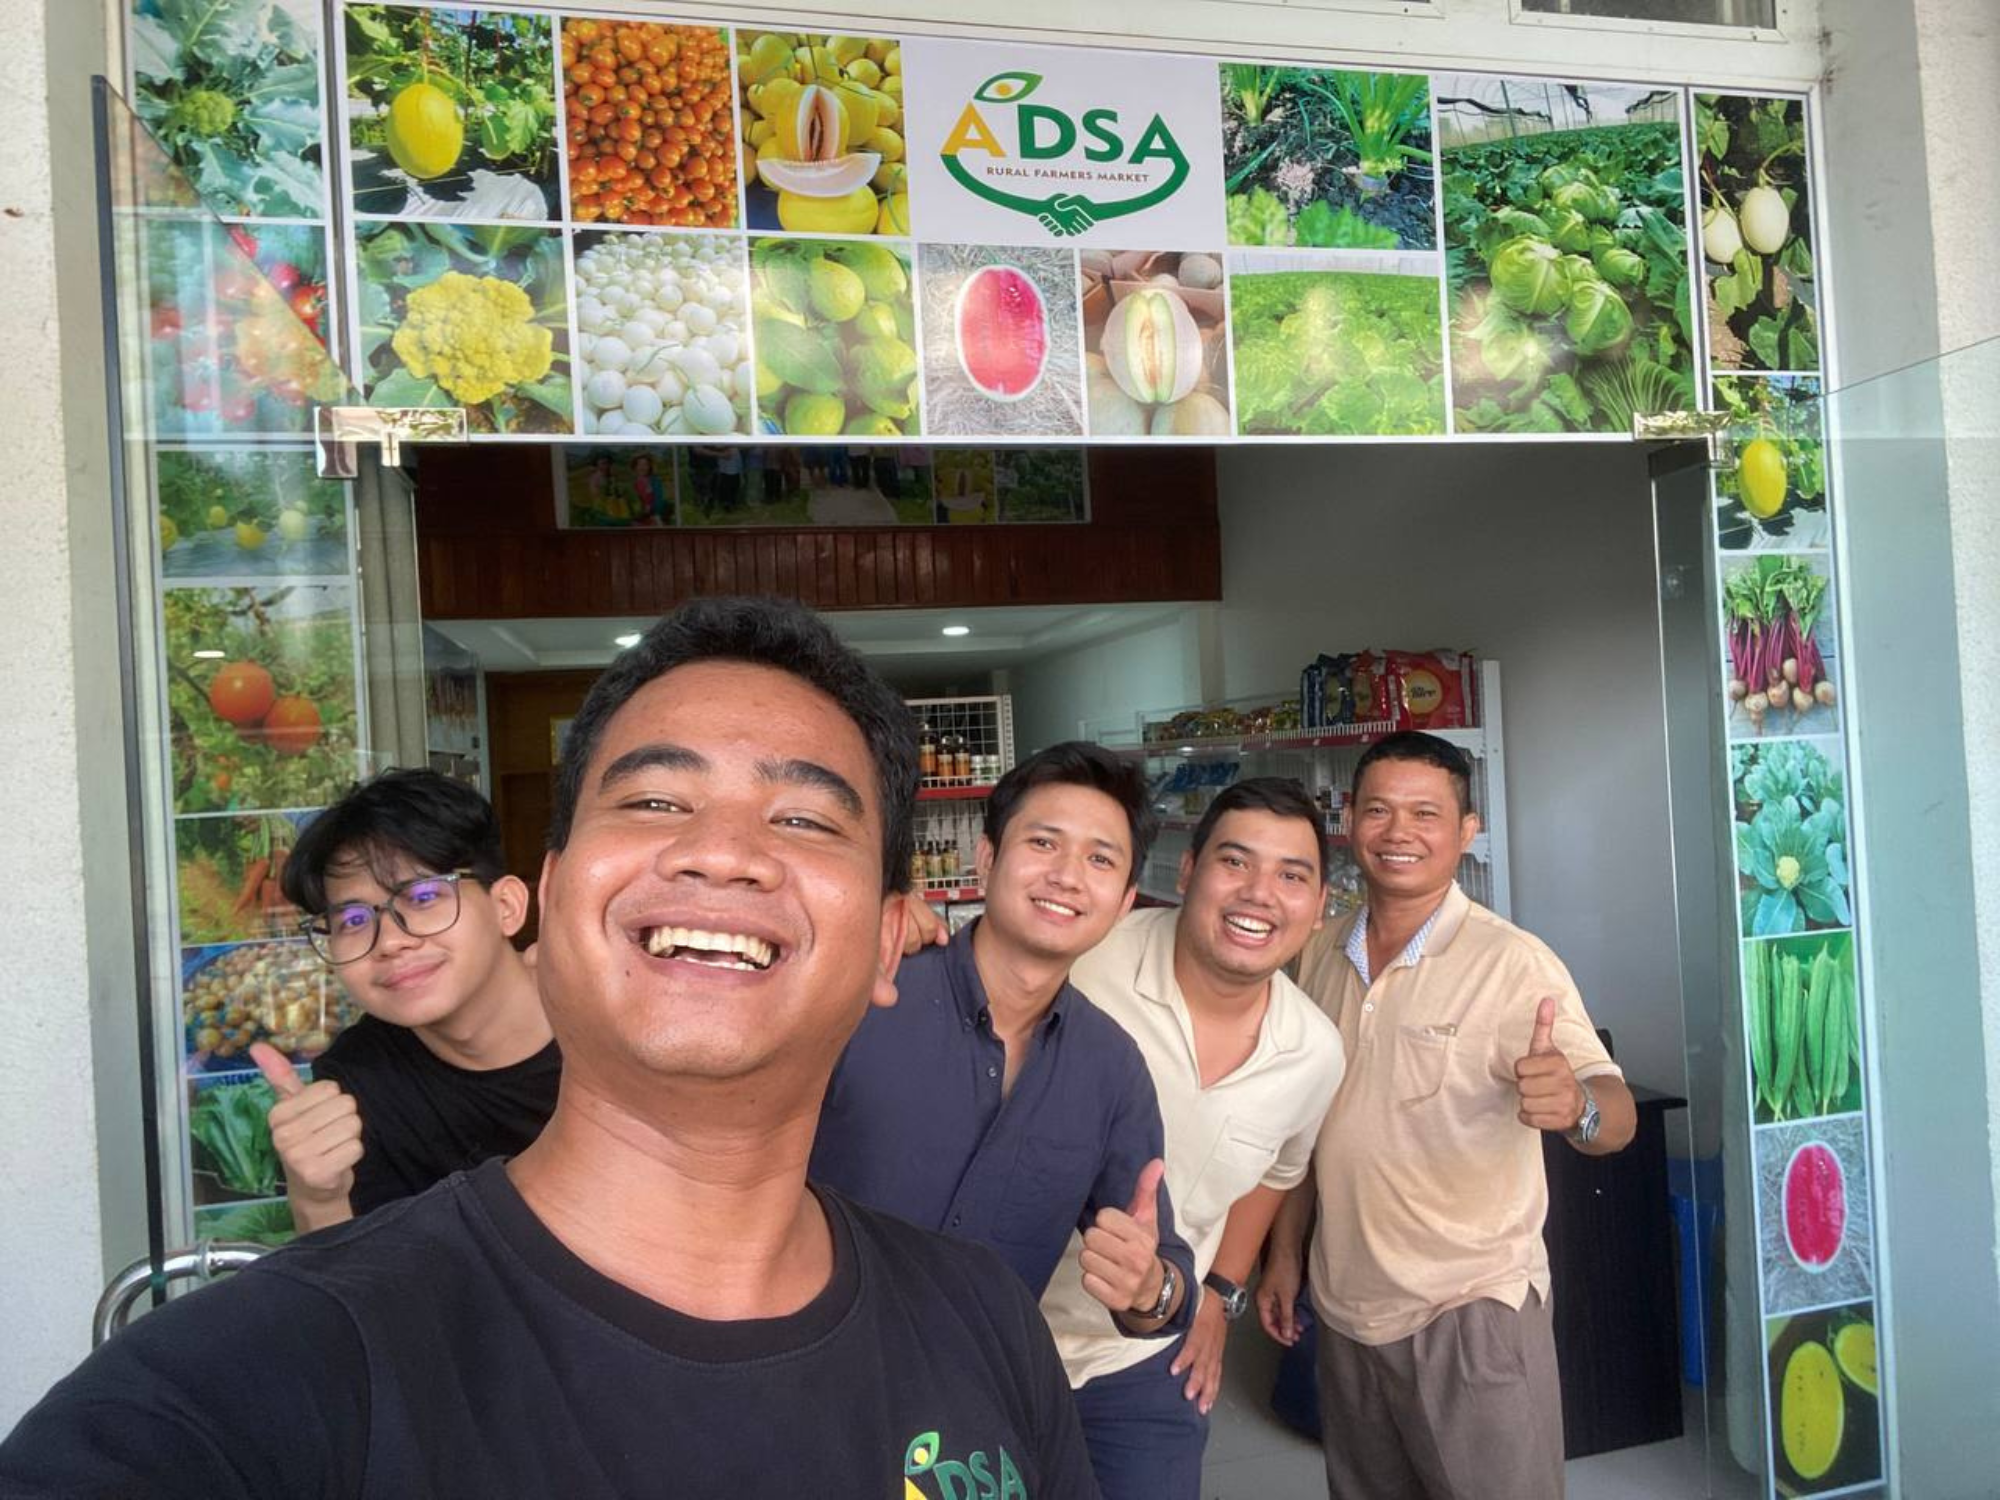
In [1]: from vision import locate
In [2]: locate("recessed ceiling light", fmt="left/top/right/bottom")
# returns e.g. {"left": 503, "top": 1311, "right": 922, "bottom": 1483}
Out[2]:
{"left": 614, "top": 632, "right": 642, "bottom": 648}
{"left": 192, "top": 649, "right": 226, "bottom": 659}
{"left": 941, "top": 625, "right": 971, "bottom": 637}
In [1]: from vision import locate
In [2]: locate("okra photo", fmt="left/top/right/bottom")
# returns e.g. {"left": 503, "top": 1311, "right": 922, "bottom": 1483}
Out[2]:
{"left": 1745, "top": 932, "right": 1860, "bottom": 1124}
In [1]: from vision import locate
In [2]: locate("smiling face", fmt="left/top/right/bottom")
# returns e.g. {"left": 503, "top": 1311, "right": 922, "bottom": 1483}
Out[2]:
{"left": 1345, "top": 757, "right": 1479, "bottom": 904}
{"left": 535, "top": 661, "right": 905, "bottom": 1102}
{"left": 1176, "top": 809, "right": 1325, "bottom": 988}
{"left": 977, "top": 782, "right": 1138, "bottom": 966}
{"left": 322, "top": 852, "right": 528, "bottom": 1031}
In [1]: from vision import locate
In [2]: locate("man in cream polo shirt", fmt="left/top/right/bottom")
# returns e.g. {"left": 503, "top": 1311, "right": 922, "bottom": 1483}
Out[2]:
{"left": 1037, "top": 778, "right": 1347, "bottom": 1500}
{"left": 1260, "top": 731, "right": 1637, "bottom": 1500}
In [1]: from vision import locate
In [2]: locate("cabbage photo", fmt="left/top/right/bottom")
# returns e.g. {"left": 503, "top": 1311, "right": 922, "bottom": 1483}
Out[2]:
{"left": 1436, "top": 76, "right": 1695, "bottom": 434}
{"left": 1229, "top": 257, "right": 1445, "bottom": 437}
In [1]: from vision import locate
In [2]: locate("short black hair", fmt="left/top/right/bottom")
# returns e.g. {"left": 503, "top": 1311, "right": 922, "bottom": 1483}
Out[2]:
{"left": 1188, "top": 777, "right": 1328, "bottom": 883}
{"left": 1352, "top": 731, "right": 1475, "bottom": 816}
{"left": 549, "top": 596, "right": 917, "bottom": 892}
{"left": 281, "top": 768, "right": 506, "bottom": 916}
{"left": 984, "top": 742, "right": 1158, "bottom": 888}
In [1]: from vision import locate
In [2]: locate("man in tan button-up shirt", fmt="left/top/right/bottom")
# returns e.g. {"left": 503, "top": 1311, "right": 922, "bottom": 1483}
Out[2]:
{"left": 1260, "top": 732, "right": 1636, "bottom": 1500}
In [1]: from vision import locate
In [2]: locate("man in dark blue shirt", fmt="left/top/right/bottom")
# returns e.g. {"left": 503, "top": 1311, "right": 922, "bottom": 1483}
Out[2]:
{"left": 814, "top": 742, "right": 1196, "bottom": 1341}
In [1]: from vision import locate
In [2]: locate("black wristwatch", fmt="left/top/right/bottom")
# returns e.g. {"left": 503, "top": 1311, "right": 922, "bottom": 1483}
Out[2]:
{"left": 1202, "top": 1271, "right": 1250, "bottom": 1321}
{"left": 1133, "top": 1259, "right": 1178, "bottom": 1322}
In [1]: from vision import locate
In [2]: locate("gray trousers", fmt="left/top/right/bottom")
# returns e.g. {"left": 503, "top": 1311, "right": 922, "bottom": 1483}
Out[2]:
{"left": 1316, "top": 1291, "right": 1564, "bottom": 1500}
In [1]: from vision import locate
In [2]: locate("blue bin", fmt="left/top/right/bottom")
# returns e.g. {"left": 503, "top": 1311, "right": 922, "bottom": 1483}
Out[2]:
{"left": 1667, "top": 1155, "right": 1722, "bottom": 1387}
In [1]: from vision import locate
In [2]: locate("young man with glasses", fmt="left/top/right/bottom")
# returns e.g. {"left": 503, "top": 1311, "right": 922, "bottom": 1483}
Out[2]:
{"left": 254, "top": 768, "right": 556, "bottom": 1232}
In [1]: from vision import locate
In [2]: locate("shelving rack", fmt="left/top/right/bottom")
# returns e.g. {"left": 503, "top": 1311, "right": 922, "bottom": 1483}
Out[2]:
{"left": 908, "top": 695, "right": 1015, "bottom": 910}
{"left": 1108, "top": 661, "right": 1510, "bottom": 919}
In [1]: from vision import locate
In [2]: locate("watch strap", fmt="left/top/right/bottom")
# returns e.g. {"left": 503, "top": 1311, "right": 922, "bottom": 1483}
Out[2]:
{"left": 1202, "top": 1271, "right": 1248, "bottom": 1319}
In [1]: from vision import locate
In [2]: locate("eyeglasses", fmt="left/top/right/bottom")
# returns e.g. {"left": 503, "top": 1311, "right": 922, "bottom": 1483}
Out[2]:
{"left": 302, "top": 870, "right": 475, "bottom": 966}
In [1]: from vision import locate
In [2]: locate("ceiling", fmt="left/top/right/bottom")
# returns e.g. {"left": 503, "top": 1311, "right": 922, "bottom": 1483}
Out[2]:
{"left": 430, "top": 602, "right": 1190, "bottom": 686}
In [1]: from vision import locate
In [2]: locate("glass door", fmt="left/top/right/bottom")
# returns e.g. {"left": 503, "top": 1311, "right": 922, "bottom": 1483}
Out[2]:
{"left": 92, "top": 77, "right": 436, "bottom": 1324}
{"left": 1650, "top": 341, "right": 2000, "bottom": 1498}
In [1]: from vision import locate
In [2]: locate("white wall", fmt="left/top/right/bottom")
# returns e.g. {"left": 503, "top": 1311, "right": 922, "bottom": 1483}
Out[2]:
{"left": 1008, "top": 613, "right": 1209, "bottom": 754}
{"left": 0, "top": 0, "right": 147, "bottom": 1431}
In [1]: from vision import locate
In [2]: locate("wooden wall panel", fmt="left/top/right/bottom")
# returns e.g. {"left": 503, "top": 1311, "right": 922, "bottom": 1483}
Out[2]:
{"left": 414, "top": 446, "right": 1220, "bottom": 619}
{"left": 482, "top": 668, "right": 602, "bottom": 939}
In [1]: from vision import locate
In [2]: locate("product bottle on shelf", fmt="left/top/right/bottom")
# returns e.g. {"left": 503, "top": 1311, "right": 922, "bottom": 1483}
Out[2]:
{"left": 954, "top": 736, "right": 973, "bottom": 783}
{"left": 939, "top": 729, "right": 964, "bottom": 785}
{"left": 918, "top": 721, "right": 937, "bottom": 782}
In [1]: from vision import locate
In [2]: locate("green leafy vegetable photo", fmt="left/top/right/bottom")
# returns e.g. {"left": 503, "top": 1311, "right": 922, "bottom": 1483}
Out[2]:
{"left": 1230, "top": 263, "right": 1445, "bottom": 436}
{"left": 1696, "top": 94, "right": 1818, "bottom": 373}
{"left": 130, "top": 0, "right": 326, "bottom": 219}
{"left": 1733, "top": 740, "right": 1851, "bottom": 938}
{"left": 1436, "top": 76, "right": 1694, "bottom": 434}
{"left": 1220, "top": 64, "right": 1436, "bottom": 251}
{"left": 356, "top": 222, "right": 572, "bottom": 434}
{"left": 195, "top": 1198, "right": 299, "bottom": 1247}
{"left": 189, "top": 1076, "right": 282, "bottom": 1201}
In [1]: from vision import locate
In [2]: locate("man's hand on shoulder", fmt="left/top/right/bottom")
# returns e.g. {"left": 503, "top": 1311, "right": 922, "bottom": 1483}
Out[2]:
{"left": 253, "top": 1043, "right": 361, "bottom": 1233}
{"left": 900, "top": 892, "right": 949, "bottom": 956}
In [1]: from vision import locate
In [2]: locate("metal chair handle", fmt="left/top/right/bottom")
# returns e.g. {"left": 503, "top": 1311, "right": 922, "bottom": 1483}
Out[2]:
{"left": 92, "top": 1239, "right": 269, "bottom": 1346}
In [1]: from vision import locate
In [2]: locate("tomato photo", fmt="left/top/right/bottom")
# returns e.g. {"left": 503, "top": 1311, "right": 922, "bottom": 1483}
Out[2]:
{"left": 163, "top": 586, "right": 359, "bottom": 815}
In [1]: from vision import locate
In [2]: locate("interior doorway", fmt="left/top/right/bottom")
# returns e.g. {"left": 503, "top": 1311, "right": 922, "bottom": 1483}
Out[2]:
{"left": 419, "top": 434, "right": 1765, "bottom": 1497}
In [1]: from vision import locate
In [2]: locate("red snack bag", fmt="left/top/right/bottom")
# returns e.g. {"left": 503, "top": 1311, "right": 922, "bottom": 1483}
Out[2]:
{"left": 1386, "top": 650, "right": 1475, "bottom": 729}
{"left": 1347, "top": 651, "right": 1394, "bottom": 726}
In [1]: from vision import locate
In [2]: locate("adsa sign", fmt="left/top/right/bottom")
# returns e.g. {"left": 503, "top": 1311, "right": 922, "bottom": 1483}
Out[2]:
{"left": 901, "top": 40, "right": 1226, "bottom": 249}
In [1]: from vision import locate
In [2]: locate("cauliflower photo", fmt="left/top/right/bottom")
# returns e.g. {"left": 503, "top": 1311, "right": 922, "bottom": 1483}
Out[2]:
{"left": 357, "top": 223, "right": 572, "bottom": 434}
{"left": 392, "top": 274, "right": 555, "bottom": 405}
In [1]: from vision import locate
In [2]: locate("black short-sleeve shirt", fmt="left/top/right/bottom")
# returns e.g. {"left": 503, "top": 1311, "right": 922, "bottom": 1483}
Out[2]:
{"left": 0, "top": 1161, "right": 1100, "bottom": 1499}
{"left": 310, "top": 1016, "right": 560, "bottom": 1215}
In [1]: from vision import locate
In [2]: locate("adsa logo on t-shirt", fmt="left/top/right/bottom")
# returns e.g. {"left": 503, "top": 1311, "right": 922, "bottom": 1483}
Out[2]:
{"left": 902, "top": 1429, "right": 1028, "bottom": 1499}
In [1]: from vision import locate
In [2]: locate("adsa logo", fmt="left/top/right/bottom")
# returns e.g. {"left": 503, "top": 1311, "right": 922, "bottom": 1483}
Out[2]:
{"left": 902, "top": 1429, "right": 1029, "bottom": 1500}
{"left": 940, "top": 71, "right": 1189, "bottom": 237}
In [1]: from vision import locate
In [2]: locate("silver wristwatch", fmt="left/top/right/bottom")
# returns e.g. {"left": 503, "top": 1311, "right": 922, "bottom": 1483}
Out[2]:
{"left": 1568, "top": 1081, "right": 1601, "bottom": 1145}
{"left": 1135, "top": 1258, "right": 1178, "bottom": 1321}
{"left": 1203, "top": 1271, "right": 1251, "bottom": 1321}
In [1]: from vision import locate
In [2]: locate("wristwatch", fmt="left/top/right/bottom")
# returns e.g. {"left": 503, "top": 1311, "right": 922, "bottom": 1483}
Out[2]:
{"left": 1568, "top": 1081, "right": 1601, "bottom": 1145}
{"left": 1202, "top": 1271, "right": 1251, "bottom": 1321}
{"left": 1133, "top": 1258, "right": 1179, "bottom": 1322}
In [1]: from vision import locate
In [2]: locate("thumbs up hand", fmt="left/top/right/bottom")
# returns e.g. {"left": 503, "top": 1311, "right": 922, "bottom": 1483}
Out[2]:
{"left": 253, "top": 1042, "right": 363, "bottom": 1230}
{"left": 1081, "top": 1159, "right": 1168, "bottom": 1318}
{"left": 1513, "top": 997, "right": 1586, "bottom": 1132}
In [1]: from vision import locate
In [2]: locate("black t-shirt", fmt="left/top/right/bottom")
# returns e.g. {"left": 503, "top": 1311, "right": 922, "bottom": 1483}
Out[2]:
{"left": 310, "top": 1016, "right": 560, "bottom": 1215}
{"left": 0, "top": 1162, "right": 1100, "bottom": 1499}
